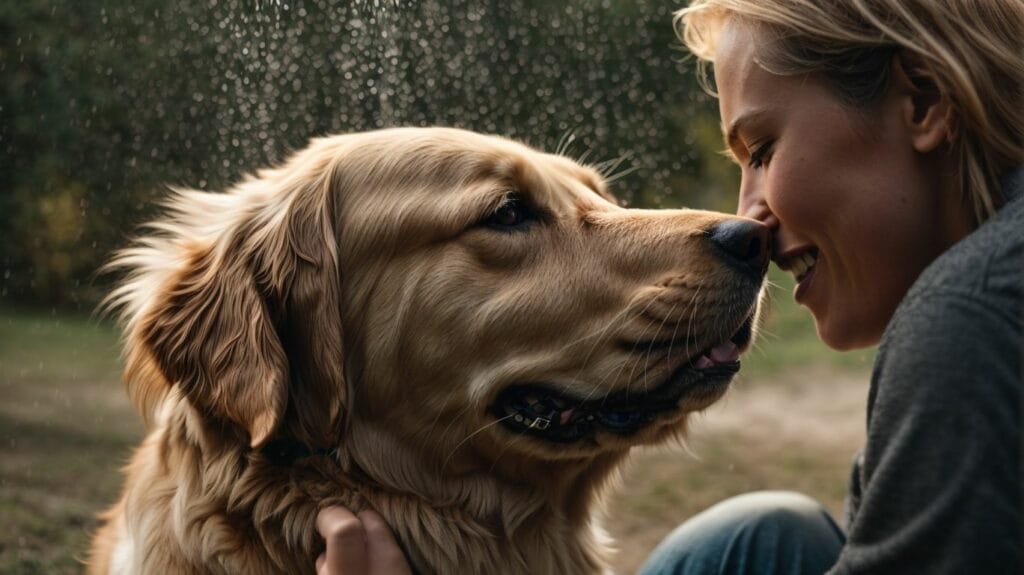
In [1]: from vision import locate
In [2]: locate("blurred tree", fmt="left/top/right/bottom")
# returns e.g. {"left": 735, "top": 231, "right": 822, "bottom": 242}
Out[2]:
{"left": 0, "top": 0, "right": 732, "bottom": 307}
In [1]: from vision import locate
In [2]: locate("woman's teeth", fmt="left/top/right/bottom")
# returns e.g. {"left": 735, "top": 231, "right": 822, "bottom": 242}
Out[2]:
{"left": 788, "top": 252, "right": 817, "bottom": 282}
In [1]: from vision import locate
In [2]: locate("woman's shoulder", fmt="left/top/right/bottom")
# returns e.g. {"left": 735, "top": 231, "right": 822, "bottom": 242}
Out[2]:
{"left": 869, "top": 174, "right": 1023, "bottom": 414}
{"left": 907, "top": 173, "right": 1023, "bottom": 311}
{"left": 852, "top": 182, "right": 1023, "bottom": 575}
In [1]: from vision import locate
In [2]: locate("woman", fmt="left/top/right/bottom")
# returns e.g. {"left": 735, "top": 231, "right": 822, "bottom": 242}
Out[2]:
{"left": 638, "top": 1, "right": 1023, "bottom": 573}
{"left": 316, "top": 1, "right": 1023, "bottom": 572}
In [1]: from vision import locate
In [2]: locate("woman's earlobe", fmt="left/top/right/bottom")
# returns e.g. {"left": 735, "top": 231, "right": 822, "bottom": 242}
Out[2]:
{"left": 892, "top": 51, "right": 954, "bottom": 153}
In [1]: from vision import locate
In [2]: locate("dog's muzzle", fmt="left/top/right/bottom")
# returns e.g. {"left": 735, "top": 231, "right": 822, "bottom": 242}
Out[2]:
{"left": 490, "top": 358, "right": 741, "bottom": 443}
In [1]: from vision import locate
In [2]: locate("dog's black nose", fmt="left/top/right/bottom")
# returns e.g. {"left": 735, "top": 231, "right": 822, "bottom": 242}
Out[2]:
{"left": 708, "top": 219, "right": 770, "bottom": 276}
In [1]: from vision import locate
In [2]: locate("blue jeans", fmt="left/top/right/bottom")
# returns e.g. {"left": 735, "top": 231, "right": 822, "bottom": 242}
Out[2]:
{"left": 638, "top": 491, "right": 845, "bottom": 575}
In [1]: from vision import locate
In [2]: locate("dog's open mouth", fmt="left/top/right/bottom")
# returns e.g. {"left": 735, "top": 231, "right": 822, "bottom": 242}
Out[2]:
{"left": 490, "top": 314, "right": 754, "bottom": 443}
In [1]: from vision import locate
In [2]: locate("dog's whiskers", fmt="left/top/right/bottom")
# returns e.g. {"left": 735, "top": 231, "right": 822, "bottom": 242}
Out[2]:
{"left": 591, "top": 153, "right": 631, "bottom": 178}
{"left": 579, "top": 292, "right": 668, "bottom": 405}
{"left": 576, "top": 147, "right": 596, "bottom": 166}
{"left": 427, "top": 400, "right": 479, "bottom": 473}
{"left": 683, "top": 278, "right": 706, "bottom": 368}
{"left": 442, "top": 414, "right": 515, "bottom": 474}
{"left": 638, "top": 299, "right": 680, "bottom": 395}
{"left": 555, "top": 130, "right": 578, "bottom": 157}
{"left": 627, "top": 298, "right": 675, "bottom": 396}
{"left": 603, "top": 165, "right": 639, "bottom": 185}
{"left": 555, "top": 296, "right": 654, "bottom": 403}
{"left": 661, "top": 278, "right": 704, "bottom": 391}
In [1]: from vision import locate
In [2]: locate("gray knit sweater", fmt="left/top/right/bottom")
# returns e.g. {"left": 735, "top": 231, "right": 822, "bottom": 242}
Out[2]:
{"left": 831, "top": 168, "right": 1023, "bottom": 574}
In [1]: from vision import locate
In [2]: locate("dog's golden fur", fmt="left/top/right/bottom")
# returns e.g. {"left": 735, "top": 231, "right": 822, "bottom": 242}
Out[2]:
{"left": 88, "top": 127, "right": 764, "bottom": 574}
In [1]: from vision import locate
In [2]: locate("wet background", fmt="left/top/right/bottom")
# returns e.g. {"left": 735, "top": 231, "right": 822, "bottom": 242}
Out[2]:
{"left": 0, "top": 1, "right": 872, "bottom": 573}
{"left": 1, "top": 0, "right": 737, "bottom": 308}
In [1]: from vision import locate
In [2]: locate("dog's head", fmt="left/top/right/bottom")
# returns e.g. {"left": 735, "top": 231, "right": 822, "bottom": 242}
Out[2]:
{"left": 112, "top": 127, "right": 766, "bottom": 474}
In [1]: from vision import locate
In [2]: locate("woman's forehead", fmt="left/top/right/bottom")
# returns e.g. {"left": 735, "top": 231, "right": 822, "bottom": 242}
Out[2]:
{"left": 713, "top": 23, "right": 781, "bottom": 128}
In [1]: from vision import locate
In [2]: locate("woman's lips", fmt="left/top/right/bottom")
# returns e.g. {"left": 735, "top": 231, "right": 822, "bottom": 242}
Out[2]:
{"left": 776, "top": 246, "right": 820, "bottom": 305}
{"left": 793, "top": 255, "right": 819, "bottom": 304}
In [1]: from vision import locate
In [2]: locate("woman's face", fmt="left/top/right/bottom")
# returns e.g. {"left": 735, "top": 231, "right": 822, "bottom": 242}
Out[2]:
{"left": 714, "top": 21, "right": 969, "bottom": 350}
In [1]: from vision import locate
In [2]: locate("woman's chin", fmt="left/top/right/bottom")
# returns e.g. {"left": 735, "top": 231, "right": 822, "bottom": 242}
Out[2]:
{"left": 812, "top": 313, "right": 883, "bottom": 351}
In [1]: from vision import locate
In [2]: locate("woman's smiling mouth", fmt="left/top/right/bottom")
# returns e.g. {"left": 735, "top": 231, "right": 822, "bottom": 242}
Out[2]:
{"left": 777, "top": 247, "right": 820, "bottom": 302}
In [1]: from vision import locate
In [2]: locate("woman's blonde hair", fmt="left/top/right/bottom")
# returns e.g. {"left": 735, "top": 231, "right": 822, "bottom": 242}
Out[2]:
{"left": 676, "top": 0, "right": 1024, "bottom": 225}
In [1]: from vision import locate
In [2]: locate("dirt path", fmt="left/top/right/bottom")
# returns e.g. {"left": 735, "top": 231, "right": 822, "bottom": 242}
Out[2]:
{"left": 607, "top": 367, "right": 870, "bottom": 573}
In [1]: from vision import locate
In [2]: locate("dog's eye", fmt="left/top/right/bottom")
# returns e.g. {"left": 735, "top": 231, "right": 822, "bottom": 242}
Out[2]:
{"left": 483, "top": 194, "right": 537, "bottom": 231}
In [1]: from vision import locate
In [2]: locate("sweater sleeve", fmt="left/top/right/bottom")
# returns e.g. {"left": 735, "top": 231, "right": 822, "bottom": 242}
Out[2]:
{"left": 829, "top": 291, "right": 1022, "bottom": 574}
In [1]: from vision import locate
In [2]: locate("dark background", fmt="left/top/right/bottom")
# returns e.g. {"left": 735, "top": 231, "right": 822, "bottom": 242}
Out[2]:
{"left": 1, "top": 0, "right": 738, "bottom": 309}
{"left": 0, "top": 4, "right": 876, "bottom": 573}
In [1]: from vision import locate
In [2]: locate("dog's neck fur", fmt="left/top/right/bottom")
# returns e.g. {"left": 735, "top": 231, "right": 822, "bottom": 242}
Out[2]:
{"left": 99, "top": 393, "right": 621, "bottom": 574}
{"left": 340, "top": 420, "right": 624, "bottom": 573}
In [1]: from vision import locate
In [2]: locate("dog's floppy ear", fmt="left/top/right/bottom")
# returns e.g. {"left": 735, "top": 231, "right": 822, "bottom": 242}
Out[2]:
{"left": 137, "top": 169, "right": 345, "bottom": 449}
{"left": 141, "top": 234, "right": 287, "bottom": 447}
{"left": 270, "top": 179, "right": 346, "bottom": 448}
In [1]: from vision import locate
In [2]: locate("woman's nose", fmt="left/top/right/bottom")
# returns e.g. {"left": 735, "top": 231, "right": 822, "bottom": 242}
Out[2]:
{"left": 737, "top": 187, "right": 779, "bottom": 230}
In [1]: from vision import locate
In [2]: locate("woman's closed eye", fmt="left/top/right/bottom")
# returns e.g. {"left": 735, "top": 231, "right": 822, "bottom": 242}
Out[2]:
{"left": 748, "top": 140, "right": 774, "bottom": 169}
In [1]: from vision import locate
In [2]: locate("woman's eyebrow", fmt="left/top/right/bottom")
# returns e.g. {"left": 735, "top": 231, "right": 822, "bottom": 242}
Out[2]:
{"left": 723, "top": 108, "right": 771, "bottom": 150}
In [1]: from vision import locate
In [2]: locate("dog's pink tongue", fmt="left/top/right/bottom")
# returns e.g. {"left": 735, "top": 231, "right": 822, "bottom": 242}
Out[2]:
{"left": 709, "top": 341, "right": 740, "bottom": 364}
{"left": 560, "top": 409, "right": 575, "bottom": 425}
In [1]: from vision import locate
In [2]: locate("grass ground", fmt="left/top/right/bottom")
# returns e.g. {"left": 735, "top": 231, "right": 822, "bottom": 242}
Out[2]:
{"left": 0, "top": 272, "right": 875, "bottom": 574}
{"left": 606, "top": 365, "right": 870, "bottom": 572}
{"left": 0, "top": 308, "right": 140, "bottom": 574}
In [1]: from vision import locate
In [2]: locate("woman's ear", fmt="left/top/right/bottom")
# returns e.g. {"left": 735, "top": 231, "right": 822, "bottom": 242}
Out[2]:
{"left": 891, "top": 50, "right": 955, "bottom": 153}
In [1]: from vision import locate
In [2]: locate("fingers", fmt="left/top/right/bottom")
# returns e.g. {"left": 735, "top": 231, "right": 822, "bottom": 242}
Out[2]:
{"left": 316, "top": 507, "right": 368, "bottom": 575}
{"left": 358, "top": 510, "right": 413, "bottom": 575}
{"left": 315, "top": 506, "right": 413, "bottom": 575}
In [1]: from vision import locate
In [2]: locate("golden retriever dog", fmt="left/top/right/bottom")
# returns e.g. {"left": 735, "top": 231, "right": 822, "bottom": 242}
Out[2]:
{"left": 88, "top": 127, "right": 768, "bottom": 574}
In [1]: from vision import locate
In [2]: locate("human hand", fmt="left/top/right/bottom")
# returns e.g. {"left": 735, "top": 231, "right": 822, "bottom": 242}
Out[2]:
{"left": 315, "top": 506, "right": 413, "bottom": 575}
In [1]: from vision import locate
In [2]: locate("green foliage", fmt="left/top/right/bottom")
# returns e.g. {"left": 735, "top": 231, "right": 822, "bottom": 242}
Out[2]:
{"left": 1, "top": 0, "right": 733, "bottom": 307}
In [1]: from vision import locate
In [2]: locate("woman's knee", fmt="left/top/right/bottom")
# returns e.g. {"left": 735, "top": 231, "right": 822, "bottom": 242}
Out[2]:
{"left": 638, "top": 491, "right": 845, "bottom": 575}
{"left": 725, "top": 491, "right": 839, "bottom": 533}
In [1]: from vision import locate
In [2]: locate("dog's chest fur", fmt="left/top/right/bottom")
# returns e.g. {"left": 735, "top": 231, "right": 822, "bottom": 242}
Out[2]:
{"left": 91, "top": 408, "right": 617, "bottom": 575}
